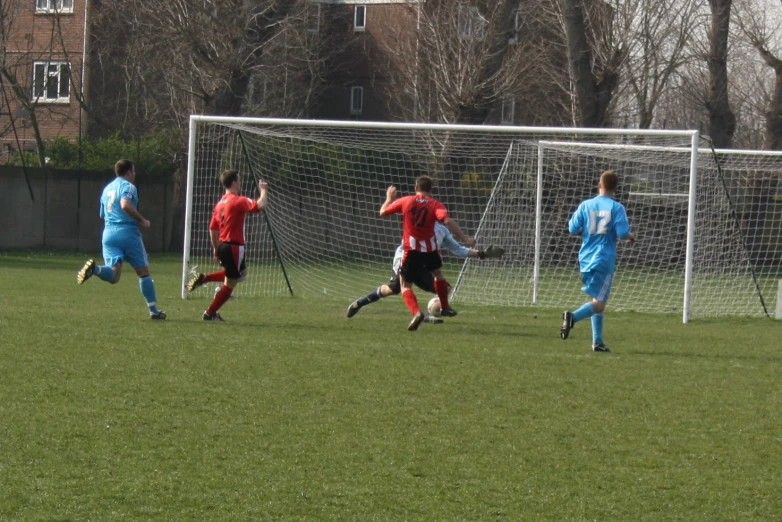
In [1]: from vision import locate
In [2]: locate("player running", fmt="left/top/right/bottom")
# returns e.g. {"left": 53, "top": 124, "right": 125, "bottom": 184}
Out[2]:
{"left": 346, "top": 221, "right": 504, "bottom": 321}
{"left": 186, "top": 169, "right": 269, "bottom": 321}
{"left": 77, "top": 159, "right": 166, "bottom": 320}
{"left": 379, "top": 176, "right": 476, "bottom": 331}
{"left": 560, "top": 170, "right": 635, "bottom": 352}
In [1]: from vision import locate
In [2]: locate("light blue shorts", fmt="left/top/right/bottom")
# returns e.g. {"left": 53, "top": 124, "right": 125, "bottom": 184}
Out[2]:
{"left": 102, "top": 226, "right": 149, "bottom": 269}
{"left": 581, "top": 270, "right": 614, "bottom": 302}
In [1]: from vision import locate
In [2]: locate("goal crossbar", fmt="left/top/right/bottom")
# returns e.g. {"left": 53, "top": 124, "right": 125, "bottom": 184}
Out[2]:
{"left": 190, "top": 115, "right": 700, "bottom": 137}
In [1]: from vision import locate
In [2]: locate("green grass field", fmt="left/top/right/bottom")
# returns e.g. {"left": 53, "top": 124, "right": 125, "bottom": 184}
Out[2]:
{"left": 1, "top": 252, "right": 781, "bottom": 521}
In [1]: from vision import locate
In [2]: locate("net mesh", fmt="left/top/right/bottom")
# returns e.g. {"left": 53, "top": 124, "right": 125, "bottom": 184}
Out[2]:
{"left": 184, "top": 119, "right": 781, "bottom": 318}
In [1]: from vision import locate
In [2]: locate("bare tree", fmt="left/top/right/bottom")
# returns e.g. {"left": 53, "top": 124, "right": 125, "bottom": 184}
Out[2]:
{"left": 612, "top": 0, "right": 706, "bottom": 128}
{"left": 88, "top": 0, "right": 338, "bottom": 251}
{"left": 367, "top": 0, "right": 558, "bottom": 184}
{"left": 706, "top": 0, "right": 736, "bottom": 147}
{"left": 378, "top": 0, "right": 546, "bottom": 125}
{"left": 733, "top": 0, "right": 782, "bottom": 149}
{"left": 560, "top": 0, "right": 624, "bottom": 127}
{"left": 89, "top": 0, "right": 329, "bottom": 138}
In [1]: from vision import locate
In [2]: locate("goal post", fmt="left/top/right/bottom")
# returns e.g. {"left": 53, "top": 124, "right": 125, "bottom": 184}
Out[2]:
{"left": 182, "top": 116, "right": 781, "bottom": 321}
{"left": 527, "top": 137, "right": 703, "bottom": 324}
{"left": 181, "top": 116, "right": 198, "bottom": 300}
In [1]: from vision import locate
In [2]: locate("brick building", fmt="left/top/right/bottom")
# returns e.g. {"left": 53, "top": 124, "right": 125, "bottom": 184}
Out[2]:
{"left": 306, "top": 0, "right": 608, "bottom": 127}
{"left": 308, "top": 0, "right": 424, "bottom": 122}
{"left": 0, "top": 0, "right": 90, "bottom": 154}
{"left": 307, "top": 0, "right": 541, "bottom": 125}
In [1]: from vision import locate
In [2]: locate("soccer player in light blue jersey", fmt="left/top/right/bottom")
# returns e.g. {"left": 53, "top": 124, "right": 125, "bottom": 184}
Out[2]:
{"left": 561, "top": 170, "right": 634, "bottom": 351}
{"left": 345, "top": 221, "right": 503, "bottom": 321}
{"left": 77, "top": 159, "right": 166, "bottom": 320}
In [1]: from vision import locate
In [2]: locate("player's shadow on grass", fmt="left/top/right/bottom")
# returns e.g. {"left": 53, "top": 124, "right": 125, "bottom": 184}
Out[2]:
{"left": 223, "top": 318, "right": 537, "bottom": 338}
{"left": 222, "top": 320, "right": 359, "bottom": 333}
{"left": 431, "top": 322, "right": 537, "bottom": 338}
{"left": 632, "top": 350, "right": 782, "bottom": 363}
{"left": 0, "top": 256, "right": 88, "bottom": 270}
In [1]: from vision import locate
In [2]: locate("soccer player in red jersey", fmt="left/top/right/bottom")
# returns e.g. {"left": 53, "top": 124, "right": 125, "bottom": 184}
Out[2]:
{"left": 380, "top": 175, "right": 476, "bottom": 330}
{"left": 186, "top": 169, "right": 269, "bottom": 320}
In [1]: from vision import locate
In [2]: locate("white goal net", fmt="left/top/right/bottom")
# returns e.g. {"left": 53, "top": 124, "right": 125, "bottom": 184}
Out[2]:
{"left": 183, "top": 117, "right": 781, "bottom": 321}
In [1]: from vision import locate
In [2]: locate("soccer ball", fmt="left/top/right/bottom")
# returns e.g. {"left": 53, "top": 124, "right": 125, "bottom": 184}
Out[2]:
{"left": 427, "top": 296, "right": 442, "bottom": 317}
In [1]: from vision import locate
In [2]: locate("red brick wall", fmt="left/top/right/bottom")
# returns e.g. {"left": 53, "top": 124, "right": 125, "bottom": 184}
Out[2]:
{"left": 1, "top": 0, "right": 89, "bottom": 152}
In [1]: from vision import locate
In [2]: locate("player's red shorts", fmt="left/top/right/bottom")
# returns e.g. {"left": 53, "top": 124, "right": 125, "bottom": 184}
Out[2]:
{"left": 217, "top": 241, "right": 246, "bottom": 279}
{"left": 399, "top": 250, "right": 442, "bottom": 283}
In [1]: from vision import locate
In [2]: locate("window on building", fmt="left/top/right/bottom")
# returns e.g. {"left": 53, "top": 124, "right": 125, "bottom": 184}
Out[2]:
{"left": 33, "top": 62, "right": 70, "bottom": 102}
{"left": 36, "top": 0, "right": 74, "bottom": 13}
{"left": 501, "top": 94, "right": 515, "bottom": 125}
{"left": 307, "top": 3, "right": 321, "bottom": 34}
{"left": 354, "top": 5, "right": 366, "bottom": 32}
{"left": 458, "top": 4, "right": 485, "bottom": 41}
{"left": 350, "top": 86, "right": 364, "bottom": 116}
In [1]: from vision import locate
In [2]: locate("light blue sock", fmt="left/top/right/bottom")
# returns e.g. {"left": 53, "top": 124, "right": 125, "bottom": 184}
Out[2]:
{"left": 572, "top": 302, "right": 596, "bottom": 322}
{"left": 94, "top": 265, "right": 115, "bottom": 282}
{"left": 139, "top": 276, "right": 160, "bottom": 314}
{"left": 591, "top": 313, "right": 604, "bottom": 345}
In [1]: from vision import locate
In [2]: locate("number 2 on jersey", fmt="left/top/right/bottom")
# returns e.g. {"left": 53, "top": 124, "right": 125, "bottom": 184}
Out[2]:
{"left": 588, "top": 210, "right": 611, "bottom": 234}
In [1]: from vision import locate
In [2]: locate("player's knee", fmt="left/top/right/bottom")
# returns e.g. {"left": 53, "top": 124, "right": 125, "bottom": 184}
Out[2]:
{"left": 592, "top": 300, "right": 606, "bottom": 313}
{"left": 110, "top": 274, "right": 121, "bottom": 284}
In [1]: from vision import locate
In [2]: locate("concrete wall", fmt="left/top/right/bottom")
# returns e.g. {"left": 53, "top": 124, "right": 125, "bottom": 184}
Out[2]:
{"left": 0, "top": 167, "right": 174, "bottom": 252}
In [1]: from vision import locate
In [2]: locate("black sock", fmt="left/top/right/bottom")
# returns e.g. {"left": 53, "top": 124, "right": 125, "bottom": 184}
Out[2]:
{"left": 357, "top": 286, "right": 384, "bottom": 307}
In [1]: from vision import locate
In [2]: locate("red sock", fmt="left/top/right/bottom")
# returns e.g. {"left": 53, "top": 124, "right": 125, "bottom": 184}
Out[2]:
{"left": 434, "top": 279, "right": 450, "bottom": 309}
{"left": 204, "top": 270, "right": 226, "bottom": 283}
{"left": 207, "top": 285, "right": 233, "bottom": 315}
{"left": 402, "top": 290, "right": 420, "bottom": 315}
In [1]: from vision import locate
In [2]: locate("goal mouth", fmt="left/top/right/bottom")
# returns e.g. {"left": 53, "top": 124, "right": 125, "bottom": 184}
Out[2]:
{"left": 183, "top": 117, "right": 780, "bottom": 321}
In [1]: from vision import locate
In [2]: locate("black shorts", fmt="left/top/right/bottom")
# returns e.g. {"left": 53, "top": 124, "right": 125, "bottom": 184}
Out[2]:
{"left": 217, "top": 242, "right": 246, "bottom": 279}
{"left": 388, "top": 269, "right": 435, "bottom": 295}
{"left": 398, "top": 250, "right": 442, "bottom": 288}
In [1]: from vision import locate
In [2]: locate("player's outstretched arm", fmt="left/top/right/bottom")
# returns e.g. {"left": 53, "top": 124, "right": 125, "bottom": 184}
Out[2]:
{"left": 438, "top": 227, "right": 472, "bottom": 258}
{"left": 437, "top": 225, "right": 501, "bottom": 260}
{"left": 442, "top": 217, "right": 475, "bottom": 246}
{"left": 379, "top": 185, "right": 398, "bottom": 216}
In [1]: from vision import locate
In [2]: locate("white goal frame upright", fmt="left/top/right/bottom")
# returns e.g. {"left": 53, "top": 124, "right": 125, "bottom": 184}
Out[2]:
{"left": 533, "top": 139, "right": 702, "bottom": 323}
{"left": 183, "top": 116, "right": 777, "bottom": 323}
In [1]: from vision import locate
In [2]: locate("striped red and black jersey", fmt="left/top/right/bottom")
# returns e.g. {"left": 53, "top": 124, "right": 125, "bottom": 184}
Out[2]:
{"left": 209, "top": 193, "right": 260, "bottom": 245}
{"left": 383, "top": 194, "right": 449, "bottom": 252}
